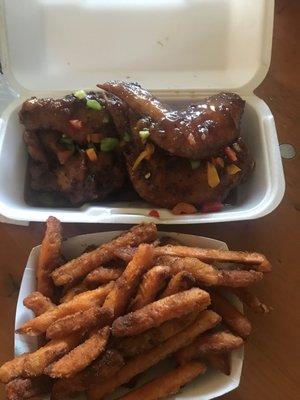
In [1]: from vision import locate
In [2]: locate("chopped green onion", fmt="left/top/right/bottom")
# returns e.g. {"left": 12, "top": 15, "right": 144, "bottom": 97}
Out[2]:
{"left": 139, "top": 129, "right": 150, "bottom": 141}
{"left": 190, "top": 160, "right": 200, "bottom": 170}
{"left": 86, "top": 99, "right": 102, "bottom": 111}
{"left": 123, "top": 131, "right": 131, "bottom": 142}
{"left": 73, "top": 89, "right": 86, "bottom": 100}
{"left": 101, "top": 137, "right": 119, "bottom": 152}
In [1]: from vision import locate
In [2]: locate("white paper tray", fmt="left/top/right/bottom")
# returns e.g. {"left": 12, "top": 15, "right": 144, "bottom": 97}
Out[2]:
{"left": 15, "top": 231, "right": 244, "bottom": 400}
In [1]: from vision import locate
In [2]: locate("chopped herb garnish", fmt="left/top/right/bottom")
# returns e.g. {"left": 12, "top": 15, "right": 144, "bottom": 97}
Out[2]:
{"left": 101, "top": 137, "right": 119, "bottom": 152}
{"left": 73, "top": 89, "right": 86, "bottom": 100}
{"left": 139, "top": 129, "right": 150, "bottom": 141}
{"left": 123, "top": 131, "right": 131, "bottom": 142}
{"left": 86, "top": 99, "right": 103, "bottom": 111}
{"left": 190, "top": 160, "right": 200, "bottom": 170}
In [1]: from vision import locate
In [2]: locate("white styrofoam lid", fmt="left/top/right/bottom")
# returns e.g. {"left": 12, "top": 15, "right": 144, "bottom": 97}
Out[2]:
{"left": 1, "top": 0, "right": 273, "bottom": 95}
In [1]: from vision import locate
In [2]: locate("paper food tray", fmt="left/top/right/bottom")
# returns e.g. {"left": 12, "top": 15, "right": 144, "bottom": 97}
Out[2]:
{"left": 15, "top": 231, "right": 244, "bottom": 400}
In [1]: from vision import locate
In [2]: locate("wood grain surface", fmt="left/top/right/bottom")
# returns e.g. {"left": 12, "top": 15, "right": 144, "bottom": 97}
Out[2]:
{"left": 0, "top": 1, "right": 299, "bottom": 399}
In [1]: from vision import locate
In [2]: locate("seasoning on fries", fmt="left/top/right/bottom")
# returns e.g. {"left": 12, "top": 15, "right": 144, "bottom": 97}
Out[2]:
{"left": 37, "top": 216, "right": 63, "bottom": 300}
{"left": 88, "top": 310, "right": 221, "bottom": 400}
{"left": 17, "top": 282, "right": 113, "bottom": 335}
{"left": 45, "top": 327, "right": 110, "bottom": 378}
{"left": 51, "top": 223, "right": 157, "bottom": 286}
{"left": 112, "top": 288, "right": 211, "bottom": 337}
{"left": 211, "top": 291, "right": 252, "bottom": 338}
{"left": 23, "top": 291, "right": 56, "bottom": 316}
{"left": 0, "top": 220, "right": 273, "bottom": 400}
{"left": 129, "top": 265, "right": 171, "bottom": 311}
{"left": 117, "top": 361, "right": 206, "bottom": 400}
{"left": 175, "top": 330, "right": 244, "bottom": 364}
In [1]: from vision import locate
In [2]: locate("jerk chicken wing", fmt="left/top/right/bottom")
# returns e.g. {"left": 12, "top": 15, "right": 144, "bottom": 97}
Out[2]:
{"left": 99, "top": 81, "right": 245, "bottom": 160}
{"left": 20, "top": 91, "right": 126, "bottom": 206}
{"left": 99, "top": 81, "right": 253, "bottom": 209}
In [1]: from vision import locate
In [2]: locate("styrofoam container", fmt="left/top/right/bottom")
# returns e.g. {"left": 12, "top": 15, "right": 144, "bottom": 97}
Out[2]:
{"left": 0, "top": 0, "right": 284, "bottom": 223}
{"left": 15, "top": 231, "right": 244, "bottom": 400}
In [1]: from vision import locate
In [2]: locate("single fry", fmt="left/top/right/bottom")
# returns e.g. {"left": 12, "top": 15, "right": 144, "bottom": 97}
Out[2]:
{"left": 113, "top": 246, "right": 137, "bottom": 263}
{"left": 5, "top": 377, "right": 52, "bottom": 400}
{"left": 0, "top": 354, "right": 27, "bottom": 383}
{"left": 23, "top": 291, "right": 56, "bottom": 316}
{"left": 37, "top": 216, "right": 63, "bottom": 299}
{"left": 46, "top": 327, "right": 110, "bottom": 378}
{"left": 155, "top": 245, "right": 272, "bottom": 272}
{"left": 88, "top": 310, "right": 221, "bottom": 400}
{"left": 23, "top": 333, "right": 82, "bottom": 377}
{"left": 112, "top": 288, "right": 210, "bottom": 338}
{"left": 158, "top": 255, "right": 263, "bottom": 287}
{"left": 175, "top": 330, "right": 243, "bottom": 364}
{"left": 160, "top": 271, "right": 195, "bottom": 298}
{"left": 157, "top": 255, "right": 219, "bottom": 285}
{"left": 17, "top": 282, "right": 113, "bottom": 335}
{"left": 84, "top": 267, "right": 123, "bottom": 287}
{"left": 129, "top": 266, "right": 171, "bottom": 311}
{"left": 103, "top": 244, "right": 155, "bottom": 319}
{"left": 51, "top": 223, "right": 157, "bottom": 286}
{"left": 60, "top": 281, "right": 89, "bottom": 303}
{"left": 61, "top": 267, "right": 124, "bottom": 303}
{"left": 216, "top": 269, "right": 263, "bottom": 287}
{"left": 51, "top": 349, "right": 124, "bottom": 398}
{"left": 207, "top": 353, "right": 231, "bottom": 375}
{"left": 211, "top": 292, "right": 251, "bottom": 338}
{"left": 0, "top": 334, "right": 80, "bottom": 382}
{"left": 230, "top": 288, "right": 272, "bottom": 313}
{"left": 118, "top": 361, "right": 206, "bottom": 400}
{"left": 116, "top": 311, "right": 199, "bottom": 358}
{"left": 46, "top": 305, "right": 112, "bottom": 339}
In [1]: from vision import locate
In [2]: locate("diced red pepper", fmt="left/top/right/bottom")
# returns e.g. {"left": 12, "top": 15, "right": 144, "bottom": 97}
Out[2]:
{"left": 224, "top": 146, "right": 237, "bottom": 162}
{"left": 212, "top": 157, "right": 225, "bottom": 168}
{"left": 201, "top": 201, "right": 223, "bottom": 213}
{"left": 171, "top": 202, "right": 197, "bottom": 215}
{"left": 148, "top": 209, "right": 160, "bottom": 218}
{"left": 69, "top": 119, "right": 83, "bottom": 129}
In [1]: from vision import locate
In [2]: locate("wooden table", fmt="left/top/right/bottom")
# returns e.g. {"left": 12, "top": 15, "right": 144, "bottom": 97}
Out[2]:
{"left": 0, "top": 1, "right": 299, "bottom": 399}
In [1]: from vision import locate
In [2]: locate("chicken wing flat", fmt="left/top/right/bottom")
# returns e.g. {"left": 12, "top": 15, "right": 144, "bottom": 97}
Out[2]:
{"left": 123, "top": 135, "right": 252, "bottom": 208}
{"left": 20, "top": 91, "right": 127, "bottom": 206}
{"left": 99, "top": 81, "right": 245, "bottom": 159}
{"left": 20, "top": 91, "right": 126, "bottom": 143}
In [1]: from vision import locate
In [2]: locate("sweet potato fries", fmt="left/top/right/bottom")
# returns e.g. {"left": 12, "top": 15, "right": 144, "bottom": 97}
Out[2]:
{"left": 0, "top": 221, "right": 272, "bottom": 400}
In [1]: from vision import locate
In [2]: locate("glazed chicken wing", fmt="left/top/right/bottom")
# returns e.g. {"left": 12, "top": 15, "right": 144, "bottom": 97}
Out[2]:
{"left": 123, "top": 119, "right": 252, "bottom": 208}
{"left": 99, "top": 81, "right": 245, "bottom": 159}
{"left": 20, "top": 91, "right": 127, "bottom": 143}
{"left": 20, "top": 91, "right": 127, "bottom": 206}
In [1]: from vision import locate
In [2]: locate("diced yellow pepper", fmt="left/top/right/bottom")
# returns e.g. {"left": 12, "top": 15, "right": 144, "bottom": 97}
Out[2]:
{"left": 207, "top": 161, "right": 220, "bottom": 188}
{"left": 227, "top": 164, "right": 241, "bottom": 175}
{"left": 132, "top": 143, "right": 155, "bottom": 171}
{"left": 86, "top": 148, "right": 98, "bottom": 162}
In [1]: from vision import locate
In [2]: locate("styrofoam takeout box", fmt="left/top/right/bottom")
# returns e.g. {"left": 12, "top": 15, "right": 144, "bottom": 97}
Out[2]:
{"left": 0, "top": 0, "right": 284, "bottom": 223}
{"left": 15, "top": 231, "right": 244, "bottom": 400}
